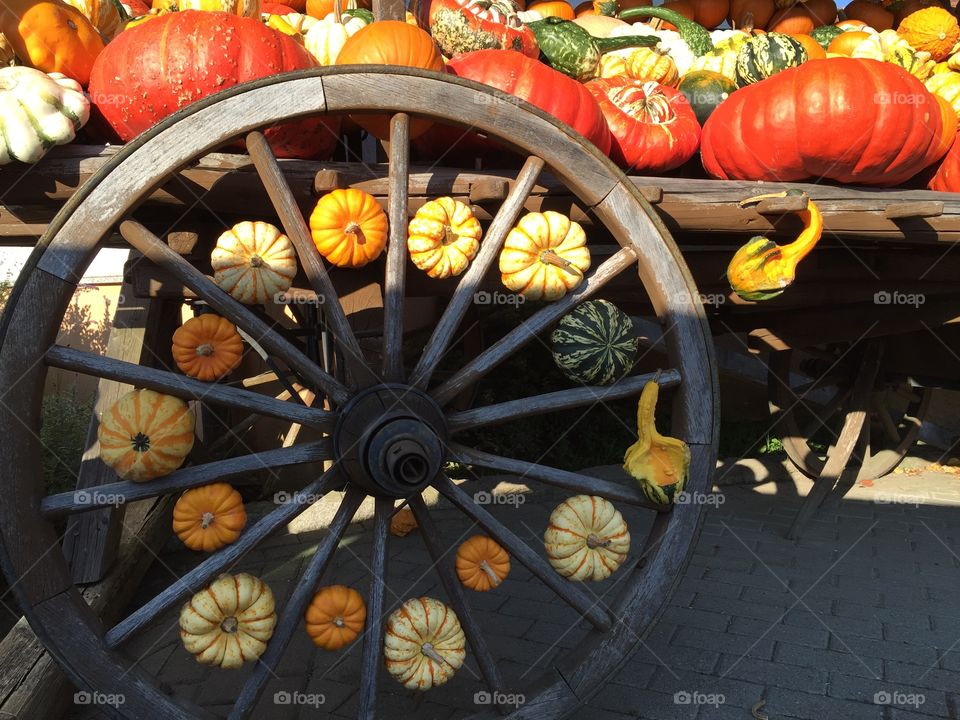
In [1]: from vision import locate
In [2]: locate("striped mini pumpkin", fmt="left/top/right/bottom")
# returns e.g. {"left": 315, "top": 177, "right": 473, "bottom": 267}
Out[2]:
{"left": 384, "top": 597, "right": 465, "bottom": 690}
{"left": 543, "top": 495, "right": 630, "bottom": 582}
{"left": 735, "top": 33, "right": 808, "bottom": 87}
{"left": 98, "top": 389, "right": 195, "bottom": 482}
{"left": 550, "top": 299, "right": 638, "bottom": 385}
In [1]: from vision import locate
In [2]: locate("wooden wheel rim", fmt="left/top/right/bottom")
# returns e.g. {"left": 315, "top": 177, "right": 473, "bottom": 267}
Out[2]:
{"left": 0, "top": 67, "right": 718, "bottom": 719}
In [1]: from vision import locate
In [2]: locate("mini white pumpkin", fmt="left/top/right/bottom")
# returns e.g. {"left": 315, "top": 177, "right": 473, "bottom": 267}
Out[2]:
{"left": 304, "top": 11, "right": 367, "bottom": 65}
{"left": 0, "top": 67, "right": 90, "bottom": 165}
{"left": 179, "top": 573, "right": 277, "bottom": 669}
{"left": 384, "top": 597, "right": 466, "bottom": 690}
{"left": 279, "top": 11, "right": 318, "bottom": 33}
{"left": 544, "top": 495, "right": 630, "bottom": 582}
{"left": 211, "top": 221, "right": 298, "bottom": 305}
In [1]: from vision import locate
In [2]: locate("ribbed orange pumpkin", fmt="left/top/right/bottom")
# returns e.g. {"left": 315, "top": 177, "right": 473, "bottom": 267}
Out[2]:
{"left": 827, "top": 29, "right": 871, "bottom": 54}
{"left": 335, "top": 21, "right": 444, "bottom": 138}
{"left": 98, "top": 389, "right": 195, "bottom": 482}
{"left": 310, "top": 188, "right": 388, "bottom": 267}
{"left": 456, "top": 536, "right": 510, "bottom": 591}
{"left": 898, "top": 7, "right": 959, "bottom": 61}
{"left": 305, "top": 585, "right": 366, "bottom": 650}
{"left": 172, "top": 314, "right": 244, "bottom": 381}
{"left": 173, "top": 483, "right": 247, "bottom": 551}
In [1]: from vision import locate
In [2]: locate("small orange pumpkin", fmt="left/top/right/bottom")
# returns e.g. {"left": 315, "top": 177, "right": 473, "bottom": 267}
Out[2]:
{"left": 456, "top": 536, "right": 510, "bottom": 592}
{"left": 529, "top": 0, "right": 576, "bottom": 19}
{"left": 310, "top": 188, "right": 388, "bottom": 268}
{"left": 0, "top": 0, "right": 105, "bottom": 85}
{"left": 172, "top": 314, "right": 244, "bottom": 382}
{"left": 788, "top": 32, "right": 826, "bottom": 58}
{"left": 305, "top": 585, "right": 366, "bottom": 650}
{"left": 173, "top": 483, "right": 247, "bottom": 552}
{"left": 827, "top": 29, "right": 871, "bottom": 54}
{"left": 389, "top": 506, "right": 418, "bottom": 536}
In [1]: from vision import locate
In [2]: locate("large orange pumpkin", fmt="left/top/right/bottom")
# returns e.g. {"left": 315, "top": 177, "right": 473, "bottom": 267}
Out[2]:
{"left": 0, "top": 0, "right": 104, "bottom": 85}
{"left": 692, "top": 0, "right": 729, "bottom": 28}
{"left": 801, "top": 0, "right": 836, "bottom": 25}
{"left": 898, "top": 6, "right": 959, "bottom": 61}
{"left": 335, "top": 20, "right": 444, "bottom": 138}
{"left": 844, "top": 0, "right": 893, "bottom": 30}
{"left": 767, "top": 5, "right": 815, "bottom": 34}
{"left": 727, "top": 0, "right": 774, "bottom": 28}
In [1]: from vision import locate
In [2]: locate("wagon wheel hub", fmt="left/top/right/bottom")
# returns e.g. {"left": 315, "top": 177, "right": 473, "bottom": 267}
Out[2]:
{"left": 333, "top": 384, "right": 447, "bottom": 497}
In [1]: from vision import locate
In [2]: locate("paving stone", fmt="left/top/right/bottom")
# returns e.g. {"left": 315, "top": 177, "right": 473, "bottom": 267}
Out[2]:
{"left": 718, "top": 655, "right": 827, "bottom": 694}
{"left": 774, "top": 642, "right": 883, "bottom": 680}
{"left": 672, "top": 625, "right": 776, "bottom": 661}
{"left": 827, "top": 673, "right": 949, "bottom": 718}
{"left": 762, "top": 687, "right": 884, "bottom": 720}
{"left": 728, "top": 617, "right": 830, "bottom": 649}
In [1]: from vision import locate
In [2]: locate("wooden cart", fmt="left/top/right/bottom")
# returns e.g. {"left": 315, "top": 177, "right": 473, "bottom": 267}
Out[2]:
{"left": 0, "top": 64, "right": 957, "bottom": 719}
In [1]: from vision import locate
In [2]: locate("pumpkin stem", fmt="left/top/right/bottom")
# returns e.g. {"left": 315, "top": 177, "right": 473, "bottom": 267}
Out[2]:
{"left": 442, "top": 226, "right": 459, "bottom": 246}
{"left": 421, "top": 642, "right": 449, "bottom": 666}
{"left": 249, "top": 255, "right": 264, "bottom": 268}
{"left": 334, "top": 0, "right": 342, "bottom": 24}
{"left": 586, "top": 533, "right": 611, "bottom": 549}
{"left": 220, "top": 616, "right": 239, "bottom": 634}
{"left": 196, "top": 343, "right": 215, "bottom": 357}
{"left": 478, "top": 560, "right": 502, "bottom": 587}
{"left": 345, "top": 221, "right": 367, "bottom": 245}
{"left": 539, "top": 249, "right": 577, "bottom": 272}
{"left": 200, "top": 511, "right": 215, "bottom": 529}
{"left": 333, "top": 616, "right": 345, "bottom": 628}
{"left": 131, "top": 432, "right": 150, "bottom": 452}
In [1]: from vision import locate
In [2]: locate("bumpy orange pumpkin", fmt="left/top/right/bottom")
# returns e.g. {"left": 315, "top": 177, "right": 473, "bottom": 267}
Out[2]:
{"left": 98, "top": 389, "right": 195, "bottom": 482}
{"left": 500, "top": 211, "right": 591, "bottom": 301}
{"left": 310, "top": 188, "right": 388, "bottom": 267}
{"left": 305, "top": 585, "right": 366, "bottom": 650}
{"left": 407, "top": 197, "right": 481, "bottom": 279}
{"left": 172, "top": 314, "right": 244, "bottom": 382}
{"left": 455, "top": 535, "right": 510, "bottom": 591}
{"left": 173, "top": 483, "right": 247, "bottom": 551}
{"left": 0, "top": 0, "right": 104, "bottom": 85}
{"left": 898, "top": 7, "right": 959, "bottom": 61}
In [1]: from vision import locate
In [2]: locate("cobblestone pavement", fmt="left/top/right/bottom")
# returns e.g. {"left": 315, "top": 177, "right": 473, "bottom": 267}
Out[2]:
{"left": 68, "top": 455, "right": 960, "bottom": 719}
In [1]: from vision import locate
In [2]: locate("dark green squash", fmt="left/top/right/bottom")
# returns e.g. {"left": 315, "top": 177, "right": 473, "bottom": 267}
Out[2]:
{"left": 550, "top": 299, "right": 638, "bottom": 385}
{"left": 810, "top": 24, "right": 844, "bottom": 51}
{"left": 617, "top": 6, "right": 714, "bottom": 56}
{"left": 678, "top": 70, "right": 737, "bottom": 126}
{"left": 527, "top": 17, "right": 658, "bottom": 81}
{"left": 735, "top": 32, "right": 807, "bottom": 87}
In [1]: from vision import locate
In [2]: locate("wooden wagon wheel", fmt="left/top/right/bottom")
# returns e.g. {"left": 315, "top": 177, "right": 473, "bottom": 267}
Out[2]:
{"left": 768, "top": 343, "right": 931, "bottom": 481}
{"left": 0, "top": 67, "right": 717, "bottom": 719}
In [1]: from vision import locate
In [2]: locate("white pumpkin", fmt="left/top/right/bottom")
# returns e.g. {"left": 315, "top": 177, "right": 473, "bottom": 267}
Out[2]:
{"left": 211, "top": 221, "right": 298, "bottom": 305}
{"left": 544, "top": 495, "right": 630, "bottom": 582}
{"left": 851, "top": 29, "right": 913, "bottom": 60}
{"left": 0, "top": 67, "right": 89, "bottom": 165}
{"left": 611, "top": 24, "right": 695, "bottom": 75}
{"left": 279, "top": 11, "right": 318, "bottom": 33}
{"left": 304, "top": 12, "right": 367, "bottom": 65}
{"left": 179, "top": 573, "right": 277, "bottom": 669}
{"left": 384, "top": 597, "right": 466, "bottom": 691}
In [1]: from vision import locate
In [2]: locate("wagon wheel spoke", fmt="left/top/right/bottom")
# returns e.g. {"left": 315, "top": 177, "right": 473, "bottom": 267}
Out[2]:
{"left": 430, "top": 247, "right": 639, "bottom": 406}
{"left": 873, "top": 394, "right": 904, "bottom": 445}
{"left": 408, "top": 495, "right": 503, "bottom": 695}
{"left": 207, "top": 385, "right": 313, "bottom": 458}
{"left": 45, "top": 345, "right": 334, "bottom": 431}
{"left": 357, "top": 497, "right": 391, "bottom": 719}
{"left": 409, "top": 156, "right": 546, "bottom": 389}
{"left": 119, "top": 220, "right": 351, "bottom": 405}
{"left": 41, "top": 441, "right": 330, "bottom": 518}
{"left": 245, "top": 131, "right": 371, "bottom": 388}
{"left": 433, "top": 474, "right": 611, "bottom": 631}
{"left": 799, "top": 387, "right": 851, "bottom": 437}
{"left": 374, "top": 114, "right": 410, "bottom": 382}
{"left": 446, "top": 369, "right": 680, "bottom": 434}
{"left": 229, "top": 487, "right": 365, "bottom": 720}
{"left": 104, "top": 468, "right": 341, "bottom": 649}
{"left": 447, "top": 443, "right": 666, "bottom": 511}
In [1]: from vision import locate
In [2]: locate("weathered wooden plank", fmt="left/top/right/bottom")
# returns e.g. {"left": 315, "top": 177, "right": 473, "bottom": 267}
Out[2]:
{"left": 382, "top": 113, "right": 410, "bottom": 383}
{"left": 433, "top": 475, "right": 612, "bottom": 631}
{"left": 357, "top": 497, "right": 391, "bottom": 720}
{"left": 46, "top": 345, "right": 335, "bottom": 431}
{"left": 884, "top": 200, "right": 943, "bottom": 219}
{"left": 40, "top": 441, "right": 331, "bottom": 518}
{"left": 229, "top": 488, "right": 364, "bottom": 720}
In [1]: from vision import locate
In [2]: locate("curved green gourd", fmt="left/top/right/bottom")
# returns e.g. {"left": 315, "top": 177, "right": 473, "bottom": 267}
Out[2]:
{"left": 617, "top": 6, "right": 713, "bottom": 56}
{"left": 528, "top": 17, "right": 659, "bottom": 81}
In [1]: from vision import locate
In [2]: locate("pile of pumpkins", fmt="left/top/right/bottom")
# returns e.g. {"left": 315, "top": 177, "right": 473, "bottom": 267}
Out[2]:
{"left": 4, "top": 0, "right": 960, "bottom": 186}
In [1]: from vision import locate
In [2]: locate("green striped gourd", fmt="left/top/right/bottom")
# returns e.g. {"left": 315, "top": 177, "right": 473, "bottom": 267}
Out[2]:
{"left": 550, "top": 299, "right": 638, "bottom": 385}
{"left": 599, "top": 46, "right": 680, "bottom": 86}
{"left": 527, "top": 17, "right": 658, "bottom": 81}
{"left": 688, "top": 45, "right": 739, "bottom": 82}
{"left": 735, "top": 33, "right": 807, "bottom": 87}
{"left": 618, "top": 6, "right": 714, "bottom": 56}
{"left": 810, "top": 24, "right": 843, "bottom": 51}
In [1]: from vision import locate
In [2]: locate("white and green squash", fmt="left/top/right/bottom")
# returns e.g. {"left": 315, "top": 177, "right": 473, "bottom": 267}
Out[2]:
{"left": 527, "top": 17, "right": 658, "bottom": 81}
{"left": 0, "top": 66, "right": 89, "bottom": 165}
{"left": 735, "top": 33, "right": 807, "bottom": 87}
{"left": 550, "top": 299, "right": 638, "bottom": 385}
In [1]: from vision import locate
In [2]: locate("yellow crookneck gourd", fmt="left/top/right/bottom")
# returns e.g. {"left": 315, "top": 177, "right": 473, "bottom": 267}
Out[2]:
{"left": 623, "top": 378, "right": 690, "bottom": 505}
{"left": 726, "top": 190, "right": 823, "bottom": 301}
